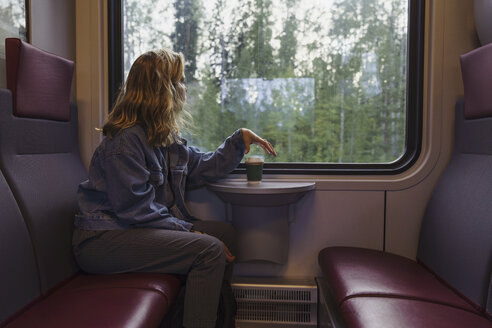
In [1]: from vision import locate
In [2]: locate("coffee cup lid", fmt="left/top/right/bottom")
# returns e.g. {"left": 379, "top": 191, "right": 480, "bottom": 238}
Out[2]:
{"left": 245, "top": 156, "right": 264, "bottom": 163}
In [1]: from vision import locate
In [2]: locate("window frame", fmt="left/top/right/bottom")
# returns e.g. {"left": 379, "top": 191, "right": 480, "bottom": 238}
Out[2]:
{"left": 108, "top": 0, "right": 425, "bottom": 175}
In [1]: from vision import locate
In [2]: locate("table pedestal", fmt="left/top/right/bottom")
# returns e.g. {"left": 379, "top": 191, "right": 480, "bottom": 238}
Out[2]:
{"left": 207, "top": 181, "right": 315, "bottom": 264}
{"left": 232, "top": 205, "right": 289, "bottom": 264}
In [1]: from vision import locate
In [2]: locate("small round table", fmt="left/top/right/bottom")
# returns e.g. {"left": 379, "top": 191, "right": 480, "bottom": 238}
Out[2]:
{"left": 207, "top": 180, "right": 315, "bottom": 264}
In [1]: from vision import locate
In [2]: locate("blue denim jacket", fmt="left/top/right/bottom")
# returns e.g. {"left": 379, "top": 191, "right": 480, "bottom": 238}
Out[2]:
{"left": 74, "top": 125, "right": 245, "bottom": 231}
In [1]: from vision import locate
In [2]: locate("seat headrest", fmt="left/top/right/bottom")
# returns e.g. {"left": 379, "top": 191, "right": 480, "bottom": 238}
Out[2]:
{"left": 5, "top": 38, "right": 74, "bottom": 121}
{"left": 460, "top": 43, "right": 492, "bottom": 119}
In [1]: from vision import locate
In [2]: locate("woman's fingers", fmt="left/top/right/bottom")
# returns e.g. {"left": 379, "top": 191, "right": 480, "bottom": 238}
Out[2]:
{"left": 193, "top": 231, "right": 235, "bottom": 262}
{"left": 222, "top": 242, "right": 235, "bottom": 262}
{"left": 253, "top": 138, "right": 277, "bottom": 156}
{"left": 241, "top": 128, "right": 277, "bottom": 156}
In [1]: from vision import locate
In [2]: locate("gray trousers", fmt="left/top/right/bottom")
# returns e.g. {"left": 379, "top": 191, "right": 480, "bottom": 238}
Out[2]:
{"left": 72, "top": 220, "right": 236, "bottom": 328}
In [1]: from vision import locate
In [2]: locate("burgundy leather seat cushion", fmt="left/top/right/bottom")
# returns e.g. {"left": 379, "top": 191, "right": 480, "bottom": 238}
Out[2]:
{"left": 318, "top": 247, "right": 476, "bottom": 312}
{"left": 4, "top": 273, "right": 181, "bottom": 328}
{"left": 340, "top": 297, "right": 492, "bottom": 328}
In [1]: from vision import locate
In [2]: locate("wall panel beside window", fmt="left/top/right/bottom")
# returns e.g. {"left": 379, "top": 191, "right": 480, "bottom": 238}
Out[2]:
{"left": 109, "top": 0, "right": 424, "bottom": 175}
{"left": 76, "top": 0, "right": 108, "bottom": 168}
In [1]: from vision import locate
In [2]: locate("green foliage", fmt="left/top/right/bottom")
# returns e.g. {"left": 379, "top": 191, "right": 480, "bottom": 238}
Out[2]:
{"left": 172, "top": 0, "right": 202, "bottom": 80}
{"left": 123, "top": 0, "right": 172, "bottom": 76}
{"left": 123, "top": 0, "right": 409, "bottom": 164}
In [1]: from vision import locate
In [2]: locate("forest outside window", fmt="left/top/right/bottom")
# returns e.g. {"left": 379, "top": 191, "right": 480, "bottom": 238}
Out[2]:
{"left": 115, "top": 0, "right": 423, "bottom": 174}
{"left": 0, "top": 0, "right": 28, "bottom": 58}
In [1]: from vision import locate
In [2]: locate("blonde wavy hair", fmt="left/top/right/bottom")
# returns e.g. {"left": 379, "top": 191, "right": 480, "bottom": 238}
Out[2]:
{"left": 103, "top": 49, "right": 189, "bottom": 146}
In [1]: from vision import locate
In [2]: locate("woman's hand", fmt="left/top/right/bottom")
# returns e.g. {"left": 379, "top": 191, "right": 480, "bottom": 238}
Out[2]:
{"left": 240, "top": 128, "right": 277, "bottom": 156}
{"left": 193, "top": 230, "right": 235, "bottom": 262}
{"left": 222, "top": 242, "right": 235, "bottom": 262}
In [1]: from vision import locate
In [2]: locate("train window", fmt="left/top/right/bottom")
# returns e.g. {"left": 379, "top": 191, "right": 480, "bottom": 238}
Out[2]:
{"left": 0, "top": 0, "right": 28, "bottom": 51}
{"left": 109, "top": 0, "right": 424, "bottom": 174}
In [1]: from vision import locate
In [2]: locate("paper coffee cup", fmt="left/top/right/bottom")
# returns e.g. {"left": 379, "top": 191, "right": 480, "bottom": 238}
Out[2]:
{"left": 245, "top": 156, "right": 264, "bottom": 184}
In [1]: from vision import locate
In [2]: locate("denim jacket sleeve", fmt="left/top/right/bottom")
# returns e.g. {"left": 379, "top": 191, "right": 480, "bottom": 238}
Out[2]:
{"left": 102, "top": 147, "right": 193, "bottom": 231}
{"left": 186, "top": 129, "right": 246, "bottom": 189}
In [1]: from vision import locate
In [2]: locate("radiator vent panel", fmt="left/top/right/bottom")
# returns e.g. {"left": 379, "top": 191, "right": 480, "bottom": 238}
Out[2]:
{"left": 235, "top": 301, "right": 313, "bottom": 323}
{"left": 235, "top": 288, "right": 313, "bottom": 303}
{"left": 232, "top": 278, "right": 317, "bottom": 326}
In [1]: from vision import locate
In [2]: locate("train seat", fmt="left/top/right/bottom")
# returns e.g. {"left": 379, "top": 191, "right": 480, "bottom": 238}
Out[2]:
{"left": 317, "top": 44, "right": 492, "bottom": 327}
{"left": 0, "top": 38, "right": 180, "bottom": 327}
{"left": 338, "top": 297, "right": 491, "bottom": 328}
{"left": 319, "top": 247, "right": 478, "bottom": 311}
{"left": 0, "top": 156, "right": 40, "bottom": 325}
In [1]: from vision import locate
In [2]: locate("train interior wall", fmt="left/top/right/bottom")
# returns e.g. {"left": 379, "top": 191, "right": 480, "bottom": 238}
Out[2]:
{"left": 0, "top": 0, "right": 481, "bottom": 279}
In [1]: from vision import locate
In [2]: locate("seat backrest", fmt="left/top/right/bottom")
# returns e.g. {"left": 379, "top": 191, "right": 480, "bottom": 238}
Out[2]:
{"left": 0, "top": 38, "right": 88, "bottom": 293}
{"left": 6, "top": 38, "right": 73, "bottom": 121}
{"left": 0, "top": 157, "right": 40, "bottom": 322}
{"left": 417, "top": 44, "right": 492, "bottom": 314}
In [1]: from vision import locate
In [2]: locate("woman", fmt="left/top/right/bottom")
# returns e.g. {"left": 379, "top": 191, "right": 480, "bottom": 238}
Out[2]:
{"left": 72, "top": 48, "right": 276, "bottom": 328}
